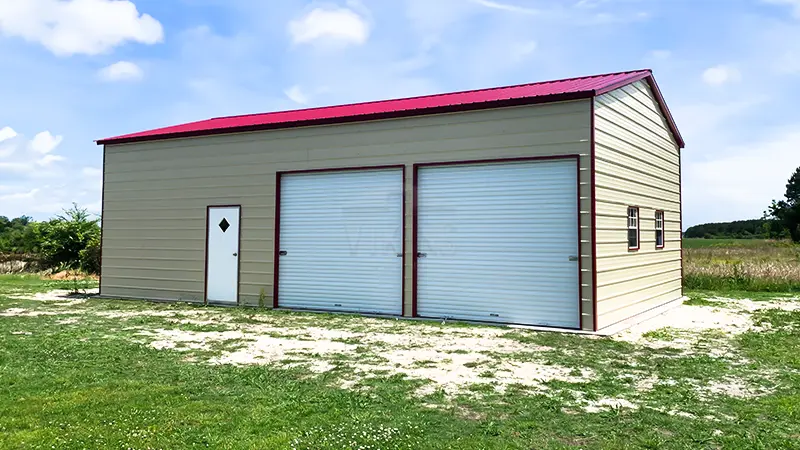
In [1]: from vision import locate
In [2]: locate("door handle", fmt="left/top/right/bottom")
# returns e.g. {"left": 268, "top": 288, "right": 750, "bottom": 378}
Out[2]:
{"left": 396, "top": 253, "right": 403, "bottom": 257}
{"left": 417, "top": 252, "right": 427, "bottom": 258}
{"left": 279, "top": 250, "right": 287, "bottom": 256}
{"left": 568, "top": 256, "right": 578, "bottom": 261}
{"left": 233, "top": 253, "right": 238, "bottom": 257}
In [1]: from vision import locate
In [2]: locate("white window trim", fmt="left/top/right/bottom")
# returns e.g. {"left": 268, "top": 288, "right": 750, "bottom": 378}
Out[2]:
{"left": 627, "top": 206, "right": 639, "bottom": 251}
{"left": 655, "top": 210, "right": 665, "bottom": 249}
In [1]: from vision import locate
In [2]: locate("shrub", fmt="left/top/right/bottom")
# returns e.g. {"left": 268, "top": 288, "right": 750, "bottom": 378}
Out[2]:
{"left": 79, "top": 235, "right": 101, "bottom": 274}
{"left": 37, "top": 204, "right": 100, "bottom": 270}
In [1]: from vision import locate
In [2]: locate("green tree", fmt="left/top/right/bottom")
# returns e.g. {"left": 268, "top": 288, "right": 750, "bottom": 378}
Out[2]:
{"left": 37, "top": 204, "right": 101, "bottom": 270}
{"left": 0, "top": 216, "right": 39, "bottom": 253}
{"left": 768, "top": 167, "right": 800, "bottom": 243}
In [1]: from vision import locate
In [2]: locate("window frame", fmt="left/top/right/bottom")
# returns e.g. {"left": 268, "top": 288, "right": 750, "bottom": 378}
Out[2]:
{"left": 655, "top": 210, "right": 665, "bottom": 249}
{"left": 627, "top": 206, "right": 640, "bottom": 251}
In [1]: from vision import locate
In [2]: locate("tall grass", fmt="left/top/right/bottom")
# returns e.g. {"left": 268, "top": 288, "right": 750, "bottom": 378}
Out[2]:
{"left": 683, "top": 240, "right": 800, "bottom": 292}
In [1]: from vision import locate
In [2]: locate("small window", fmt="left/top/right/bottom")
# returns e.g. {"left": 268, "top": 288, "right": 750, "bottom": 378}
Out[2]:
{"left": 655, "top": 211, "right": 665, "bottom": 249}
{"left": 627, "top": 207, "right": 639, "bottom": 250}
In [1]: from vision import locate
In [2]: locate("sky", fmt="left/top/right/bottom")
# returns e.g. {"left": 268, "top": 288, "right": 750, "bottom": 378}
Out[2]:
{"left": 1, "top": 0, "right": 800, "bottom": 228}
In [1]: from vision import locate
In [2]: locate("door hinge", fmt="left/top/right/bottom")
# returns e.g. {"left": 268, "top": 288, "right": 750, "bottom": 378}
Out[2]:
{"left": 568, "top": 256, "right": 579, "bottom": 262}
{"left": 279, "top": 250, "right": 288, "bottom": 256}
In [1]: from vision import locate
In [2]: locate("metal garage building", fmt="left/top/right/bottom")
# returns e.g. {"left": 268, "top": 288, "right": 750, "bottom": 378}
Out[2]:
{"left": 96, "top": 69, "right": 684, "bottom": 332}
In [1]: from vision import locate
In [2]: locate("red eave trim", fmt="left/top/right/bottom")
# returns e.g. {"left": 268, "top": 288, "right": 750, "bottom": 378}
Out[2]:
{"left": 645, "top": 75, "right": 685, "bottom": 149}
{"left": 593, "top": 71, "right": 651, "bottom": 96}
{"left": 95, "top": 91, "right": 595, "bottom": 145}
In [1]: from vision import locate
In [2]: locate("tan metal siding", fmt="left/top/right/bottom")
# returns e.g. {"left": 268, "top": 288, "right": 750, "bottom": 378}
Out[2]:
{"left": 101, "top": 99, "right": 595, "bottom": 330}
{"left": 593, "top": 81, "right": 682, "bottom": 330}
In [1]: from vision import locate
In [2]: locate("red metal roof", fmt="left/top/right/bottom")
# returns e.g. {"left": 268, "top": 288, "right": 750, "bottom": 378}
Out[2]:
{"left": 97, "top": 69, "right": 684, "bottom": 148}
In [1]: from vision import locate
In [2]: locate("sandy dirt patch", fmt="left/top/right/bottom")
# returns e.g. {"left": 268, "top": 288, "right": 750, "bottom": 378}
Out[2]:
{"left": 96, "top": 309, "right": 220, "bottom": 319}
{"left": 583, "top": 397, "right": 639, "bottom": 413}
{"left": 0, "top": 307, "right": 82, "bottom": 317}
{"left": 10, "top": 289, "right": 97, "bottom": 305}
{"left": 615, "top": 297, "right": 800, "bottom": 354}
{"left": 4, "top": 289, "right": 796, "bottom": 400}
{"left": 701, "top": 378, "right": 774, "bottom": 399}
{"left": 133, "top": 321, "right": 583, "bottom": 395}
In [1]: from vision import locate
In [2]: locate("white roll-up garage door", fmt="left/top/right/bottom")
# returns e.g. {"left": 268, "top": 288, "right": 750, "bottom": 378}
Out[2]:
{"left": 416, "top": 159, "right": 579, "bottom": 328}
{"left": 277, "top": 168, "right": 403, "bottom": 315}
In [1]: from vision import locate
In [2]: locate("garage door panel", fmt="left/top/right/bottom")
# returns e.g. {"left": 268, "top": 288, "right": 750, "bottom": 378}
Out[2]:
{"left": 277, "top": 169, "right": 403, "bottom": 315}
{"left": 416, "top": 159, "right": 580, "bottom": 328}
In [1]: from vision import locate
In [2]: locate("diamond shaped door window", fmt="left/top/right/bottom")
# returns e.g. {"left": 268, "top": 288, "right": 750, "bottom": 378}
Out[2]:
{"left": 219, "top": 218, "right": 230, "bottom": 233}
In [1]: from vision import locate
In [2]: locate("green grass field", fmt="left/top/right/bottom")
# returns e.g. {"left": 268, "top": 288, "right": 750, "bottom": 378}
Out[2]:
{"left": 682, "top": 238, "right": 791, "bottom": 249}
{"left": 683, "top": 238, "right": 800, "bottom": 292}
{"left": 2, "top": 275, "right": 800, "bottom": 449}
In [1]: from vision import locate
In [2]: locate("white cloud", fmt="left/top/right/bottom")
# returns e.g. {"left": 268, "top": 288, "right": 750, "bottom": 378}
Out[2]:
{"left": 0, "top": 129, "right": 67, "bottom": 181}
{"left": 647, "top": 49, "right": 672, "bottom": 60}
{"left": 685, "top": 128, "right": 800, "bottom": 223}
{"left": 82, "top": 167, "right": 102, "bottom": 177}
{"left": 0, "top": 183, "right": 99, "bottom": 218}
{"left": 284, "top": 85, "right": 310, "bottom": 105}
{"left": 0, "top": 0, "right": 164, "bottom": 56}
{"left": 774, "top": 51, "right": 800, "bottom": 74}
{"left": 28, "top": 131, "right": 63, "bottom": 154}
{"left": 0, "top": 162, "right": 30, "bottom": 173}
{"left": 672, "top": 99, "right": 764, "bottom": 144}
{"left": 0, "top": 188, "right": 40, "bottom": 202}
{"left": 0, "top": 129, "right": 91, "bottom": 218}
{"left": 702, "top": 65, "right": 742, "bottom": 86}
{"left": 0, "top": 126, "right": 17, "bottom": 142}
{"left": 36, "top": 154, "right": 65, "bottom": 166}
{"left": 471, "top": 0, "right": 539, "bottom": 14}
{"left": 288, "top": 6, "right": 369, "bottom": 46}
{"left": 763, "top": 0, "right": 800, "bottom": 18}
{"left": 510, "top": 40, "right": 538, "bottom": 62}
{"left": 98, "top": 61, "right": 144, "bottom": 82}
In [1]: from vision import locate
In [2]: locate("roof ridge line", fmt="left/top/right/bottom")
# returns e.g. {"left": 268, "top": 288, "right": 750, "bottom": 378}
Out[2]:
{"left": 211, "top": 69, "right": 652, "bottom": 121}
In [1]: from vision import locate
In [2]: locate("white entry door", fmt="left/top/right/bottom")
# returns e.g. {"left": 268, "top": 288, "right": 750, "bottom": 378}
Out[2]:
{"left": 416, "top": 159, "right": 580, "bottom": 328}
{"left": 206, "top": 206, "right": 240, "bottom": 305}
{"left": 277, "top": 169, "right": 403, "bottom": 315}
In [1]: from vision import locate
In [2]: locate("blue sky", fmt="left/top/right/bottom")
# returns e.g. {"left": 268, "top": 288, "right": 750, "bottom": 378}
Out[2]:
{"left": 1, "top": 0, "right": 800, "bottom": 228}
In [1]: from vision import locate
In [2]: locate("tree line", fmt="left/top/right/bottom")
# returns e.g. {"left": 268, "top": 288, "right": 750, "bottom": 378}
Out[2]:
{"left": 683, "top": 219, "right": 786, "bottom": 239}
{"left": 0, "top": 204, "right": 100, "bottom": 273}
{"left": 687, "top": 167, "right": 800, "bottom": 242}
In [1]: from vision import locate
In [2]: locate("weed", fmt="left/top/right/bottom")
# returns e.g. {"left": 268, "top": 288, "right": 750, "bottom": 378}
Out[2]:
{"left": 642, "top": 328, "right": 679, "bottom": 341}
{"left": 258, "top": 288, "right": 266, "bottom": 309}
{"left": 684, "top": 240, "right": 800, "bottom": 292}
{"left": 683, "top": 295, "right": 725, "bottom": 307}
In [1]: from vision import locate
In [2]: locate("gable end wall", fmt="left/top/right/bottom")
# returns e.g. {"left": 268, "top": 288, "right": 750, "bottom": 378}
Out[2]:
{"left": 593, "top": 80, "right": 683, "bottom": 330}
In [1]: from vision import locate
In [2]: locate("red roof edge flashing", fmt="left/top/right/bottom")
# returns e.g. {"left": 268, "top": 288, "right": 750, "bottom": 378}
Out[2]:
{"left": 97, "top": 69, "right": 684, "bottom": 148}
{"left": 643, "top": 75, "right": 685, "bottom": 149}
{"left": 96, "top": 91, "right": 595, "bottom": 145}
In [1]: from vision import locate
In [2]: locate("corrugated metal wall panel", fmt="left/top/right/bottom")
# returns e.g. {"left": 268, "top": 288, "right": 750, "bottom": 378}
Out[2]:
{"left": 101, "top": 99, "right": 595, "bottom": 330}
{"left": 593, "top": 80, "right": 683, "bottom": 330}
{"left": 416, "top": 160, "right": 580, "bottom": 328}
{"left": 598, "top": 285, "right": 683, "bottom": 326}
{"left": 277, "top": 169, "right": 403, "bottom": 315}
